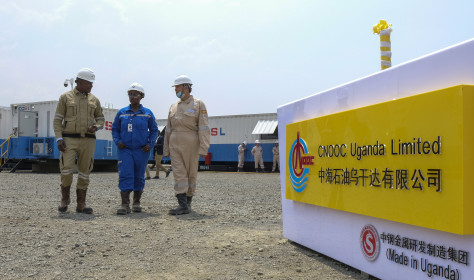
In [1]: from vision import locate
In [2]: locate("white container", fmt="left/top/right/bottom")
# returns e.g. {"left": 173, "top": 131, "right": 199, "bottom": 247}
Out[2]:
{"left": 156, "top": 113, "right": 278, "bottom": 144}
{"left": 10, "top": 100, "right": 118, "bottom": 140}
{"left": 0, "top": 106, "right": 13, "bottom": 139}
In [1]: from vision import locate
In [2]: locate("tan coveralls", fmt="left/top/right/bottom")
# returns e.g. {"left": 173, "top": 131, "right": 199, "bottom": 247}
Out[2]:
{"left": 252, "top": 145, "right": 264, "bottom": 169}
{"left": 272, "top": 146, "right": 280, "bottom": 171}
{"left": 154, "top": 153, "right": 169, "bottom": 176}
{"left": 164, "top": 96, "right": 210, "bottom": 196}
{"left": 238, "top": 144, "right": 246, "bottom": 168}
{"left": 53, "top": 88, "right": 105, "bottom": 190}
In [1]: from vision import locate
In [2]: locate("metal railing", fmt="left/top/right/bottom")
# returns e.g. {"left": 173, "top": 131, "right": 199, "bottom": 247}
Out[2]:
{"left": 0, "top": 134, "right": 14, "bottom": 166}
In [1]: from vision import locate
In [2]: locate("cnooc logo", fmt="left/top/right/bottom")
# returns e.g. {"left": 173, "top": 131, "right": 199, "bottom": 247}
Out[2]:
{"left": 288, "top": 132, "right": 314, "bottom": 192}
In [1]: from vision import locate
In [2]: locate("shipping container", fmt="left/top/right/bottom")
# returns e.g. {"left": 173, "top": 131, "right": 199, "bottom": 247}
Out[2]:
{"left": 1, "top": 100, "right": 119, "bottom": 172}
{"left": 156, "top": 113, "right": 279, "bottom": 171}
{"left": 2, "top": 99, "right": 278, "bottom": 172}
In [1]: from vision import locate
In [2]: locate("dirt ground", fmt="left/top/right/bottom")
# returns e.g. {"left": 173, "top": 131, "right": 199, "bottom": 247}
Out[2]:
{"left": 0, "top": 170, "right": 370, "bottom": 280}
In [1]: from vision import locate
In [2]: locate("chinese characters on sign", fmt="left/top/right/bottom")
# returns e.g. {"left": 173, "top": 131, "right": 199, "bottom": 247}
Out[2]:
{"left": 381, "top": 232, "right": 469, "bottom": 266}
{"left": 318, "top": 167, "right": 442, "bottom": 192}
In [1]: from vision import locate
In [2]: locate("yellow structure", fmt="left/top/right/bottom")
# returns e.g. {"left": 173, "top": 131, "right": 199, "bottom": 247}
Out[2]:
{"left": 373, "top": 20, "right": 392, "bottom": 70}
{"left": 286, "top": 85, "right": 474, "bottom": 235}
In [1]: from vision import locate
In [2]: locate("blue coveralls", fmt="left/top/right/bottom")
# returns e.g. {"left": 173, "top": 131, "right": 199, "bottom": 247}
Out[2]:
{"left": 112, "top": 105, "right": 158, "bottom": 192}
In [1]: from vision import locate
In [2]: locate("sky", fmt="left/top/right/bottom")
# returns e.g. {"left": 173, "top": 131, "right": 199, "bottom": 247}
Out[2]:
{"left": 0, "top": 0, "right": 473, "bottom": 120}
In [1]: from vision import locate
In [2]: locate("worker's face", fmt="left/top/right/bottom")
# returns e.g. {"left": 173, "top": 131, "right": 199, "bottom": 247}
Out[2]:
{"left": 174, "top": 84, "right": 190, "bottom": 99}
{"left": 75, "top": 78, "right": 93, "bottom": 94}
{"left": 174, "top": 84, "right": 183, "bottom": 94}
{"left": 256, "top": 143, "right": 260, "bottom": 147}
{"left": 128, "top": 90, "right": 143, "bottom": 105}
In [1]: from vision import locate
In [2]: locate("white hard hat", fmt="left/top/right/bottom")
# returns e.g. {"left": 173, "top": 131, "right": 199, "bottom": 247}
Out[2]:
{"left": 172, "top": 74, "right": 193, "bottom": 87}
{"left": 255, "top": 140, "right": 260, "bottom": 143}
{"left": 275, "top": 140, "right": 279, "bottom": 144}
{"left": 128, "top": 82, "right": 145, "bottom": 96}
{"left": 76, "top": 68, "right": 95, "bottom": 83}
{"left": 243, "top": 141, "right": 247, "bottom": 145}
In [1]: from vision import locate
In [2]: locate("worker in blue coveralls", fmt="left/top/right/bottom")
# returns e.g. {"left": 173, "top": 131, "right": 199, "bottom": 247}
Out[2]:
{"left": 112, "top": 82, "right": 158, "bottom": 215}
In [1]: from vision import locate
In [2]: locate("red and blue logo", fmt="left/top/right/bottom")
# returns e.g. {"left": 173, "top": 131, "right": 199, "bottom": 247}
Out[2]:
{"left": 288, "top": 132, "right": 314, "bottom": 192}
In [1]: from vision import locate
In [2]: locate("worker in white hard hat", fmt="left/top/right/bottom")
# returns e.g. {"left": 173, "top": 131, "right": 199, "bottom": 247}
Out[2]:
{"left": 112, "top": 82, "right": 158, "bottom": 215}
{"left": 237, "top": 141, "right": 247, "bottom": 172}
{"left": 54, "top": 67, "right": 105, "bottom": 214}
{"left": 251, "top": 139, "right": 264, "bottom": 172}
{"left": 272, "top": 140, "right": 280, "bottom": 172}
{"left": 164, "top": 74, "right": 210, "bottom": 215}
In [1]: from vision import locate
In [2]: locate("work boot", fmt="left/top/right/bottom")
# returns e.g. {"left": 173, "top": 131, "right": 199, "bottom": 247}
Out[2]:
{"left": 58, "top": 185, "right": 71, "bottom": 212}
{"left": 76, "top": 189, "right": 93, "bottom": 214}
{"left": 166, "top": 170, "right": 171, "bottom": 178}
{"left": 132, "top": 191, "right": 143, "bottom": 213}
{"left": 187, "top": 196, "right": 193, "bottom": 211}
{"left": 168, "top": 193, "right": 190, "bottom": 215}
{"left": 117, "top": 191, "right": 131, "bottom": 215}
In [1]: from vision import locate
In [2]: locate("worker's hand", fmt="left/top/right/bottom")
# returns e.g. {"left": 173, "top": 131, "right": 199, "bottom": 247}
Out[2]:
{"left": 87, "top": 125, "right": 97, "bottom": 133}
{"left": 164, "top": 154, "right": 170, "bottom": 157}
{"left": 142, "top": 144, "right": 151, "bottom": 153}
{"left": 199, "top": 154, "right": 206, "bottom": 159}
{"left": 118, "top": 142, "right": 128, "bottom": 149}
{"left": 57, "top": 140, "right": 66, "bottom": 152}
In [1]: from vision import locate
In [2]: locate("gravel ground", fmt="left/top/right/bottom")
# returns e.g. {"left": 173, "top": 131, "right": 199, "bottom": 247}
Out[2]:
{"left": 0, "top": 169, "right": 369, "bottom": 280}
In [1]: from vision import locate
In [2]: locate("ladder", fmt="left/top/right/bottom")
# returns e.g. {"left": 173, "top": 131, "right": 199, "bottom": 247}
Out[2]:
{"left": 106, "top": 140, "right": 113, "bottom": 157}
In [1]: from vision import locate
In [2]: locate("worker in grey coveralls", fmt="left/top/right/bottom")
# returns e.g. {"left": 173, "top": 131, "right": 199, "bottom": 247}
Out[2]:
{"left": 252, "top": 140, "right": 264, "bottom": 172}
{"left": 54, "top": 68, "right": 105, "bottom": 214}
{"left": 164, "top": 74, "right": 210, "bottom": 215}
{"left": 237, "top": 141, "right": 247, "bottom": 172}
{"left": 272, "top": 140, "right": 280, "bottom": 172}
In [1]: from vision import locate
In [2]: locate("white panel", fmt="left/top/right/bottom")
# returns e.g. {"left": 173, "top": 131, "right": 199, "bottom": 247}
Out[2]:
{"left": 95, "top": 107, "right": 118, "bottom": 141}
{"left": 0, "top": 106, "right": 13, "bottom": 139}
{"left": 251, "top": 120, "right": 278, "bottom": 134}
{"left": 277, "top": 38, "right": 474, "bottom": 279}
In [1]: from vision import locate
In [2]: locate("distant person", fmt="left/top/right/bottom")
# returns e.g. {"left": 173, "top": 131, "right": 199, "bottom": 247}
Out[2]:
{"left": 272, "top": 141, "right": 280, "bottom": 172}
{"left": 252, "top": 140, "right": 264, "bottom": 173}
{"left": 112, "top": 83, "right": 158, "bottom": 215}
{"left": 145, "top": 165, "right": 151, "bottom": 180}
{"left": 164, "top": 74, "right": 210, "bottom": 215}
{"left": 54, "top": 68, "right": 104, "bottom": 214}
{"left": 237, "top": 141, "right": 247, "bottom": 172}
{"left": 153, "top": 128, "right": 171, "bottom": 179}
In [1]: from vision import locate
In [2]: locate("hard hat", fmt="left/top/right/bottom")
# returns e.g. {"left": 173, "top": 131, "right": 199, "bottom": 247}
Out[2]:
{"left": 172, "top": 74, "right": 193, "bottom": 87}
{"left": 76, "top": 68, "right": 95, "bottom": 83}
{"left": 128, "top": 82, "right": 145, "bottom": 96}
{"left": 243, "top": 141, "right": 247, "bottom": 145}
{"left": 275, "top": 140, "right": 279, "bottom": 144}
{"left": 255, "top": 140, "right": 260, "bottom": 143}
